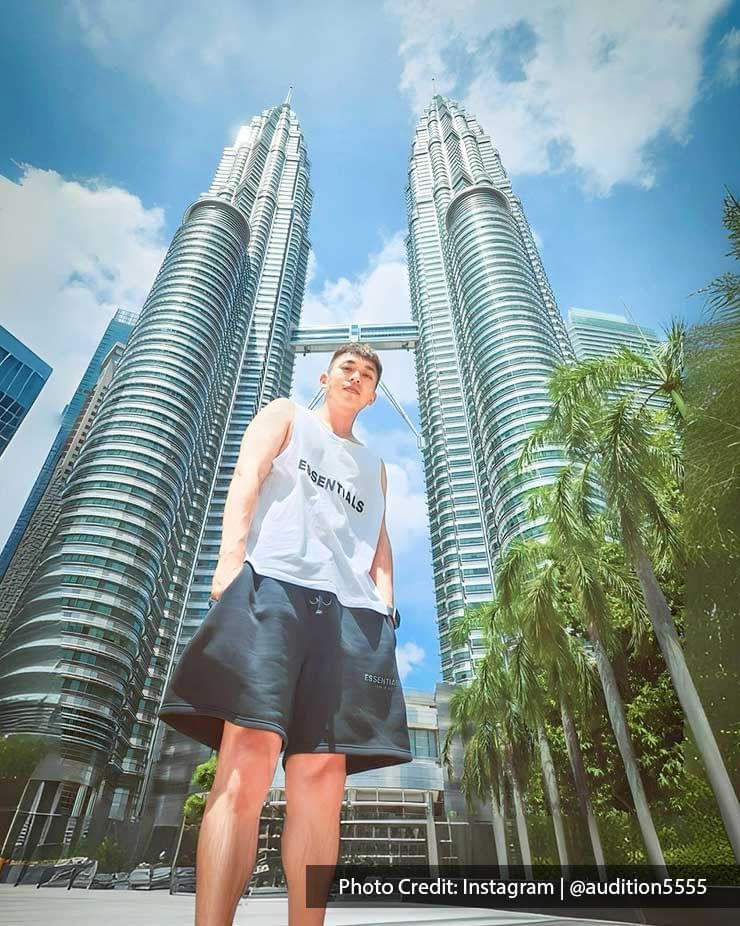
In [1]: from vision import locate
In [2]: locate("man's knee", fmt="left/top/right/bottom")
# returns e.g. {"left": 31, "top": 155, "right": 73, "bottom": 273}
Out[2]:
{"left": 210, "top": 724, "right": 282, "bottom": 814}
{"left": 284, "top": 754, "right": 346, "bottom": 815}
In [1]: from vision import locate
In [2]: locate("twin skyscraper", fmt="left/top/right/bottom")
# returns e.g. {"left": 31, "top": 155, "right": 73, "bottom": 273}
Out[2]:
{"left": 0, "top": 96, "right": 570, "bottom": 857}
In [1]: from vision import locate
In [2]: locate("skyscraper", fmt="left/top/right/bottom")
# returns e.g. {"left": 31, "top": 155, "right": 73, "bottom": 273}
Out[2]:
{"left": 141, "top": 104, "right": 312, "bottom": 844}
{"left": 0, "top": 101, "right": 311, "bottom": 856}
{"left": 0, "top": 310, "right": 137, "bottom": 584}
{"left": 0, "top": 339, "right": 132, "bottom": 643}
{"left": 0, "top": 325, "right": 52, "bottom": 457}
{"left": 405, "top": 96, "right": 572, "bottom": 684}
{"left": 1, "top": 94, "right": 574, "bottom": 858}
{"left": 567, "top": 307, "right": 664, "bottom": 411}
{"left": 568, "top": 308, "right": 660, "bottom": 362}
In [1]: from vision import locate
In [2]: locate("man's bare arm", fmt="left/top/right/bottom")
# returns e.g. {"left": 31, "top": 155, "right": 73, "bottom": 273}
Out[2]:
{"left": 369, "top": 462, "right": 394, "bottom": 613}
{"left": 211, "top": 397, "right": 293, "bottom": 599}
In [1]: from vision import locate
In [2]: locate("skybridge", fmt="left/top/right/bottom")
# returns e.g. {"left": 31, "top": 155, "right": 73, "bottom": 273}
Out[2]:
{"left": 290, "top": 323, "right": 419, "bottom": 354}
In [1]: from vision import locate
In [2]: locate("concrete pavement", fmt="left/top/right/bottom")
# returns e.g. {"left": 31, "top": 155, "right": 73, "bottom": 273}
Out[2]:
{"left": 0, "top": 884, "right": 640, "bottom": 926}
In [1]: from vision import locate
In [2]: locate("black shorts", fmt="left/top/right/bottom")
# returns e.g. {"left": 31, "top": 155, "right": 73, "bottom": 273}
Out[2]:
{"left": 158, "top": 561, "right": 412, "bottom": 775}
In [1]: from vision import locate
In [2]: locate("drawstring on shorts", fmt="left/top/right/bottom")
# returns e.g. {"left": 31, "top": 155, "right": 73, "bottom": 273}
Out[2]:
{"left": 308, "top": 592, "right": 333, "bottom": 615}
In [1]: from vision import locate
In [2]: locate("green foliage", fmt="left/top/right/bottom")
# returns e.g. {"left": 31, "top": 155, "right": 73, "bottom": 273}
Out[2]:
{"left": 0, "top": 734, "right": 48, "bottom": 781}
{"left": 183, "top": 792, "right": 207, "bottom": 825}
{"left": 179, "top": 753, "right": 217, "bottom": 825}
{"left": 625, "top": 671, "right": 684, "bottom": 791}
{"left": 701, "top": 190, "right": 740, "bottom": 326}
{"left": 192, "top": 753, "right": 217, "bottom": 791}
{"left": 95, "top": 835, "right": 127, "bottom": 873}
{"left": 682, "top": 189, "right": 740, "bottom": 784}
{"left": 656, "top": 772, "right": 734, "bottom": 865}
{"left": 72, "top": 834, "right": 127, "bottom": 872}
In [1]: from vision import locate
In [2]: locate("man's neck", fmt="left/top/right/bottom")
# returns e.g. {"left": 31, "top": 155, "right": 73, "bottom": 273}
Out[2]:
{"left": 315, "top": 403, "right": 359, "bottom": 441}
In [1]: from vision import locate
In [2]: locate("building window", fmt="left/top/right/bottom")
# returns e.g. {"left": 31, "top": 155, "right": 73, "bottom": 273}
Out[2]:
{"left": 408, "top": 727, "right": 438, "bottom": 759}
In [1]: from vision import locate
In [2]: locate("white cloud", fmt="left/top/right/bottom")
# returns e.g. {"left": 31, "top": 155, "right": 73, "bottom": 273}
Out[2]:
{"left": 300, "top": 231, "right": 410, "bottom": 327}
{"left": 396, "top": 640, "right": 426, "bottom": 681}
{"left": 717, "top": 27, "right": 740, "bottom": 85}
{"left": 305, "top": 248, "right": 318, "bottom": 288}
{"left": 388, "top": 0, "right": 730, "bottom": 194}
{"left": 0, "top": 165, "right": 167, "bottom": 549}
{"left": 67, "top": 0, "right": 396, "bottom": 111}
{"left": 69, "top": 0, "right": 261, "bottom": 101}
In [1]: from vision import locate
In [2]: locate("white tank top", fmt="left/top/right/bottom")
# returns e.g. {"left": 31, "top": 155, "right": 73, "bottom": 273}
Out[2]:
{"left": 244, "top": 402, "right": 388, "bottom": 614}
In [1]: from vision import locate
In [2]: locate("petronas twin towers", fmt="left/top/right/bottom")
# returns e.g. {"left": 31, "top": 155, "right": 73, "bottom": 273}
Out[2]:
{"left": 0, "top": 96, "right": 570, "bottom": 853}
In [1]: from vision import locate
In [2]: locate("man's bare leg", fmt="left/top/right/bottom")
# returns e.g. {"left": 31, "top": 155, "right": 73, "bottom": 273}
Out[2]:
{"left": 282, "top": 753, "right": 347, "bottom": 926}
{"left": 195, "top": 722, "right": 282, "bottom": 926}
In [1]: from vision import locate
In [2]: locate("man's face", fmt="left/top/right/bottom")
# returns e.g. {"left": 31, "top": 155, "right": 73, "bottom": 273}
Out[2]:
{"left": 320, "top": 352, "right": 378, "bottom": 410}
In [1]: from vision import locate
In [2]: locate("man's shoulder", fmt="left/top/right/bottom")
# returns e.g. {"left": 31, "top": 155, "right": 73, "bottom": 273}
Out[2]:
{"left": 246, "top": 399, "right": 296, "bottom": 441}
{"left": 265, "top": 397, "right": 295, "bottom": 411}
{"left": 262, "top": 397, "right": 296, "bottom": 420}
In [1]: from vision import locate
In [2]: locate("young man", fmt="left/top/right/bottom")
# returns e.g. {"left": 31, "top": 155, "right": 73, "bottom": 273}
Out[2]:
{"left": 159, "top": 342, "right": 411, "bottom": 926}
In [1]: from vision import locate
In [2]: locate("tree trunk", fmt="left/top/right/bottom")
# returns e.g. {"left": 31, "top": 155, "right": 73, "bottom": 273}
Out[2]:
{"left": 633, "top": 541, "right": 740, "bottom": 861}
{"left": 507, "top": 756, "right": 532, "bottom": 876}
{"left": 588, "top": 624, "right": 666, "bottom": 871}
{"left": 536, "top": 719, "right": 570, "bottom": 871}
{"left": 560, "top": 700, "right": 606, "bottom": 873}
{"left": 490, "top": 782, "right": 508, "bottom": 878}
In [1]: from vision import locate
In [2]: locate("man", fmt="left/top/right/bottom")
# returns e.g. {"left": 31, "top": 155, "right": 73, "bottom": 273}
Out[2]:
{"left": 159, "top": 342, "right": 411, "bottom": 926}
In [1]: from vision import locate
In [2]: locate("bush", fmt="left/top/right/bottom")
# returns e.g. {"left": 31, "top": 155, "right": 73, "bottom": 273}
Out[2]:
{"left": 0, "top": 735, "right": 48, "bottom": 781}
{"left": 72, "top": 834, "right": 127, "bottom": 872}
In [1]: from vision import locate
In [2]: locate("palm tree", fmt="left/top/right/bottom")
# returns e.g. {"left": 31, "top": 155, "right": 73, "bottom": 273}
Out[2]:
{"left": 558, "top": 697, "right": 606, "bottom": 872}
{"left": 443, "top": 620, "right": 534, "bottom": 873}
{"left": 496, "top": 548, "right": 604, "bottom": 870}
{"left": 546, "top": 318, "right": 687, "bottom": 424}
{"left": 526, "top": 344, "right": 740, "bottom": 860}
{"left": 483, "top": 648, "right": 534, "bottom": 876}
{"left": 508, "top": 632, "right": 571, "bottom": 872}
{"left": 498, "top": 524, "right": 667, "bottom": 870}
{"left": 442, "top": 681, "right": 509, "bottom": 873}
{"left": 701, "top": 191, "right": 739, "bottom": 327}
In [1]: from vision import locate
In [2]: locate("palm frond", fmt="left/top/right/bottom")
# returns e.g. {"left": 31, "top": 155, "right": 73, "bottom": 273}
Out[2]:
{"left": 703, "top": 192, "right": 740, "bottom": 326}
{"left": 496, "top": 538, "right": 543, "bottom": 611}
{"left": 449, "top": 604, "right": 487, "bottom": 649}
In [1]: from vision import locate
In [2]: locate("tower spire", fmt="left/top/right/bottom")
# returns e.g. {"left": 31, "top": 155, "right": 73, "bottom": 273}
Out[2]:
{"left": 285, "top": 84, "right": 293, "bottom": 107}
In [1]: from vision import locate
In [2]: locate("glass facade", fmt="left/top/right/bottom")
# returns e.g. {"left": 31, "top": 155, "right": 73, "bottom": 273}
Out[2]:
{"left": 406, "top": 97, "right": 572, "bottom": 684}
{"left": 138, "top": 104, "right": 312, "bottom": 835}
{"left": 0, "top": 325, "right": 52, "bottom": 457}
{"left": 0, "top": 197, "right": 252, "bottom": 863}
{"left": 0, "top": 311, "right": 136, "bottom": 582}
{"left": 568, "top": 307, "right": 660, "bottom": 361}
{"left": 0, "top": 102, "right": 311, "bottom": 857}
{"left": 0, "top": 344, "right": 130, "bottom": 644}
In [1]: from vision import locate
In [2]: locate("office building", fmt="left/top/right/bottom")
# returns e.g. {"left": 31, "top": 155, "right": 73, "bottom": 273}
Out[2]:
{"left": 405, "top": 96, "right": 572, "bottom": 685}
{"left": 1, "top": 95, "right": 574, "bottom": 861}
{"left": 0, "top": 342, "right": 130, "bottom": 642}
{"left": 568, "top": 308, "right": 660, "bottom": 362}
{"left": 0, "top": 100, "right": 311, "bottom": 859}
{"left": 0, "top": 310, "right": 136, "bottom": 588}
{"left": 0, "top": 326, "right": 52, "bottom": 457}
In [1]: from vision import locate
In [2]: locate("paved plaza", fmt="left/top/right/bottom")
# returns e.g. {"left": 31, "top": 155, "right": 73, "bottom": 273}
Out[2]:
{"left": 0, "top": 884, "right": 663, "bottom": 926}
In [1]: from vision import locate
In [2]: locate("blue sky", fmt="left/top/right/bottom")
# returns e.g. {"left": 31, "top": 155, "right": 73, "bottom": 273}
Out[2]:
{"left": 1, "top": 1, "right": 739, "bottom": 691}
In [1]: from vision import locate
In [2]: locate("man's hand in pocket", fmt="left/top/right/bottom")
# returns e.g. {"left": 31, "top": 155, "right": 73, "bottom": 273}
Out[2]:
{"left": 210, "top": 556, "right": 243, "bottom": 603}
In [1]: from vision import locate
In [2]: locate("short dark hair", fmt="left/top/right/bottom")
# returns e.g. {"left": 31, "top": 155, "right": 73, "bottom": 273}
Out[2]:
{"left": 328, "top": 342, "right": 382, "bottom": 385}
